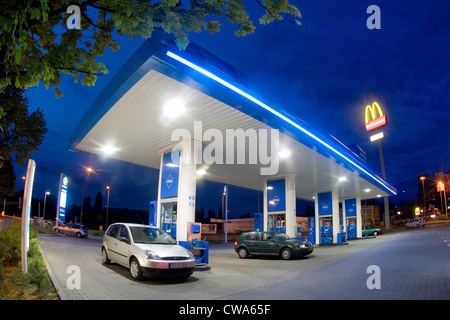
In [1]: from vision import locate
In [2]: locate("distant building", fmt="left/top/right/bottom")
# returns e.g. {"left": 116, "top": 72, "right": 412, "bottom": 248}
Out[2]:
{"left": 361, "top": 204, "right": 380, "bottom": 227}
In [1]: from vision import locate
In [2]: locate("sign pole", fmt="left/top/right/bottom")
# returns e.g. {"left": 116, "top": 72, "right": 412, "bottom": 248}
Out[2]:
{"left": 365, "top": 102, "right": 390, "bottom": 230}
{"left": 21, "top": 159, "right": 36, "bottom": 274}
{"left": 378, "top": 140, "right": 390, "bottom": 229}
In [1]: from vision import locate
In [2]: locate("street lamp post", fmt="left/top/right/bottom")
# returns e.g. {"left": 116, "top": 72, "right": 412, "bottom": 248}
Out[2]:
{"left": 419, "top": 176, "right": 447, "bottom": 218}
{"left": 420, "top": 176, "right": 426, "bottom": 211}
{"left": 437, "top": 181, "right": 448, "bottom": 218}
{"left": 43, "top": 191, "right": 50, "bottom": 220}
{"left": 80, "top": 167, "right": 93, "bottom": 223}
{"left": 222, "top": 185, "right": 228, "bottom": 243}
{"left": 106, "top": 186, "right": 110, "bottom": 229}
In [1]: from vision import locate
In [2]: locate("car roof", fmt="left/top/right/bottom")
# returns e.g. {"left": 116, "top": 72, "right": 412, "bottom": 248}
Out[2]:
{"left": 111, "top": 222, "right": 154, "bottom": 228}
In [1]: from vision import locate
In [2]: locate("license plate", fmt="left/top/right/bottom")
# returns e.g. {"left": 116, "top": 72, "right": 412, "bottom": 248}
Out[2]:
{"left": 169, "top": 262, "right": 187, "bottom": 269}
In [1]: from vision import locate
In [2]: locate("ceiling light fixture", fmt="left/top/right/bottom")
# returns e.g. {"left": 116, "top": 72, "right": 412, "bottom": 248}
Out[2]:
{"left": 163, "top": 98, "right": 185, "bottom": 118}
{"left": 279, "top": 149, "right": 291, "bottom": 159}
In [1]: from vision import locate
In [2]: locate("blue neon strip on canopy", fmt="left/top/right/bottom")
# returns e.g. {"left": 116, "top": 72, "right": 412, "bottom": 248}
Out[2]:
{"left": 166, "top": 51, "right": 396, "bottom": 195}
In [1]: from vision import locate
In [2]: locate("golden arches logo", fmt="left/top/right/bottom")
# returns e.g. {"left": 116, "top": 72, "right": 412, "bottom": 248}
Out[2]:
{"left": 365, "top": 102, "right": 387, "bottom": 131}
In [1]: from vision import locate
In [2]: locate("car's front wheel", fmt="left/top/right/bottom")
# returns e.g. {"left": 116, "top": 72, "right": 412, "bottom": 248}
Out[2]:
{"left": 101, "top": 248, "right": 111, "bottom": 264}
{"left": 280, "top": 247, "right": 293, "bottom": 260}
{"left": 130, "top": 257, "right": 144, "bottom": 280}
{"left": 237, "top": 247, "right": 249, "bottom": 259}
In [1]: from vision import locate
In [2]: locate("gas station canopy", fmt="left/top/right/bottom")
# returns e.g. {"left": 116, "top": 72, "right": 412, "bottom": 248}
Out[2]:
{"left": 70, "top": 32, "right": 396, "bottom": 201}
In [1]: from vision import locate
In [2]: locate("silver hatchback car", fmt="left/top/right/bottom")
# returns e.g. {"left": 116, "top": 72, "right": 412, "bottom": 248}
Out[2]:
{"left": 55, "top": 223, "right": 88, "bottom": 238}
{"left": 101, "top": 223, "right": 195, "bottom": 280}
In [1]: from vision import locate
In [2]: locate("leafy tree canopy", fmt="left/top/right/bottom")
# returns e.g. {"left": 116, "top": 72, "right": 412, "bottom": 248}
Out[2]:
{"left": 0, "top": 0, "right": 301, "bottom": 97}
{"left": 0, "top": 86, "right": 47, "bottom": 194}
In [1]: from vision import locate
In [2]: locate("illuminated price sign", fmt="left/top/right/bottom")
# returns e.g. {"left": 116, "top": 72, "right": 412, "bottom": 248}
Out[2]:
{"left": 58, "top": 174, "right": 69, "bottom": 221}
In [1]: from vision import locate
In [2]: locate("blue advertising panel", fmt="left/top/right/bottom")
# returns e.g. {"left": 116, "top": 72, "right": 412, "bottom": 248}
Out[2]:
{"left": 318, "top": 191, "right": 332, "bottom": 216}
{"left": 267, "top": 179, "right": 286, "bottom": 212}
{"left": 345, "top": 198, "right": 357, "bottom": 217}
{"left": 58, "top": 175, "right": 69, "bottom": 221}
{"left": 160, "top": 150, "right": 180, "bottom": 198}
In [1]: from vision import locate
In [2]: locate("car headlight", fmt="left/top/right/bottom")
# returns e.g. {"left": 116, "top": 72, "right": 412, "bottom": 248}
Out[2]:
{"left": 185, "top": 249, "right": 194, "bottom": 259}
{"left": 144, "top": 250, "right": 161, "bottom": 260}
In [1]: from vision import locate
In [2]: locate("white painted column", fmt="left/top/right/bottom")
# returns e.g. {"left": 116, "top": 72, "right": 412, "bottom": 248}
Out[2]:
{"left": 356, "top": 196, "right": 362, "bottom": 238}
{"left": 314, "top": 193, "right": 319, "bottom": 245}
{"left": 285, "top": 175, "right": 297, "bottom": 237}
{"left": 156, "top": 152, "right": 164, "bottom": 229}
{"left": 176, "top": 139, "right": 198, "bottom": 242}
{"left": 331, "top": 189, "right": 340, "bottom": 244}
{"left": 342, "top": 199, "right": 347, "bottom": 235}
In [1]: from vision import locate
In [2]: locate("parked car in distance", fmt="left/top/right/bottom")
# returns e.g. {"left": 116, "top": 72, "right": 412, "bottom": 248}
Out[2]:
{"left": 362, "top": 226, "right": 382, "bottom": 236}
{"left": 101, "top": 223, "right": 196, "bottom": 280}
{"left": 234, "top": 231, "right": 313, "bottom": 260}
{"left": 54, "top": 223, "right": 88, "bottom": 238}
{"left": 405, "top": 218, "right": 426, "bottom": 229}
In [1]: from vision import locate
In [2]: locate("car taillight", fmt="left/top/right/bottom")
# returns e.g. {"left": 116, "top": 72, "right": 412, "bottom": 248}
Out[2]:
{"left": 234, "top": 241, "right": 238, "bottom": 246}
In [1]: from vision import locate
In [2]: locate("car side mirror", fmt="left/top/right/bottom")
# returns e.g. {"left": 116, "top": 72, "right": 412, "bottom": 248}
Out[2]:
{"left": 119, "top": 237, "right": 129, "bottom": 244}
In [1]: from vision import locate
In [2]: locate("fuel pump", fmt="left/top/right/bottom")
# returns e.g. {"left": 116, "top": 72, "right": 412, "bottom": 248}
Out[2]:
{"left": 347, "top": 218, "right": 357, "bottom": 239}
{"left": 308, "top": 217, "right": 315, "bottom": 244}
{"left": 268, "top": 214, "right": 286, "bottom": 233}
{"left": 254, "top": 213, "right": 263, "bottom": 231}
{"left": 319, "top": 217, "right": 333, "bottom": 244}
{"left": 161, "top": 202, "right": 177, "bottom": 239}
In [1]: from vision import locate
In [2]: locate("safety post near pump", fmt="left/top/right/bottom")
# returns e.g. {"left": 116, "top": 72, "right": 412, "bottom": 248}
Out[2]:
{"left": 21, "top": 159, "right": 36, "bottom": 274}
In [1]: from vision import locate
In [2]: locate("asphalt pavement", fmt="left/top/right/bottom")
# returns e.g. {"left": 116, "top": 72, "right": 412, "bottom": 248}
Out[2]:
{"left": 38, "top": 222, "right": 450, "bottom": 301}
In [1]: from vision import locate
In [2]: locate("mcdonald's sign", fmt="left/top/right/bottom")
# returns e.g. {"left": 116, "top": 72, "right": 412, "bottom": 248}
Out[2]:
{"left": 365, "top": 102, "right": 387, "bottom": 132}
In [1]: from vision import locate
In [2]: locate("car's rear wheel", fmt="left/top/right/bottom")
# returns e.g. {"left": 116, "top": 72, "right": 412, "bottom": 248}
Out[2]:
{"left": 237, "top": 247, "right": 249, "bottom": 259}
{"left": 130, "top": 257, "right": 144, "bottom": 280}
{"left": 280, "top": 247, "right": 293, "bottom": 260}
{"left": 76, "top": 232, "right": 82, "bottom": 238}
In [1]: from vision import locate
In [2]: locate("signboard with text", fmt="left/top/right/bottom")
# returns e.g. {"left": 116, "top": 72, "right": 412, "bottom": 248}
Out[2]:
{"left": 160, "top": 150, "right": 180, "bottom": 199}
{"left": 318, "top": 192, "right": 333, "bottom": 216}
{"left": 365, "top": 102, "right": 387, "bottom": 132}
{"left": 267, "top": 179, "right": 286, "bottom": 212}
{"left": 57, "top": 174, "right": 69, "bottom": 221}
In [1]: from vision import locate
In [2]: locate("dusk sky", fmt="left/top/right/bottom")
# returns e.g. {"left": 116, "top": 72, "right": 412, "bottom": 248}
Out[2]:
{"left": 16, "top": 1, "right": 450, "bottom": 218}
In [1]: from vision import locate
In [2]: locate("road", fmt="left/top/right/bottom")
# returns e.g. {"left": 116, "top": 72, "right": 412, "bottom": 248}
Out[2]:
{"left": 38, "top": 222, "right": 450, "bottom": 301}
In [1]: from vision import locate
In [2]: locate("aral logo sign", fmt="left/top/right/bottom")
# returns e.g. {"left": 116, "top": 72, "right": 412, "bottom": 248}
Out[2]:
{"left": 365, "top": 102, "right": 387, "bottom": 132}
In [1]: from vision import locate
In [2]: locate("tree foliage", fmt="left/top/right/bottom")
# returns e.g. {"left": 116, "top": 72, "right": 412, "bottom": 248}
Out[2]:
{"left": 0, "top": 0, "right": 301, "bottom": 97}
{"left": 0, "top": 1, "right": 300, "bottom": 193}
{"left": 0, "top": 86, "right": 47, "bottom": 194}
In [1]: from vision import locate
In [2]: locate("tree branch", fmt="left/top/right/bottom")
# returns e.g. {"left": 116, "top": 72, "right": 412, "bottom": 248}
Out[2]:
{"left": 80, "top": 10, "right": 111, "bottom": 31}
{"left": 54, "top": 67, "right": 104, "bottom": 76}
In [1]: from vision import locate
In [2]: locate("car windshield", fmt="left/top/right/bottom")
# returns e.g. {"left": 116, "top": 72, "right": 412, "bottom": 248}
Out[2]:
{"left": 129, "top": 226, "right": 176, "bottom": 245}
